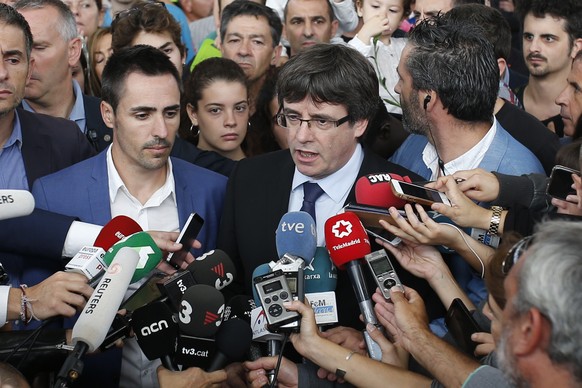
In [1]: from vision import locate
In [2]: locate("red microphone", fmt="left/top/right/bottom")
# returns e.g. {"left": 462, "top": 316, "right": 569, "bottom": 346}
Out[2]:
{"left": 324, "top": 212, "right": 384, "bottom": 361}
{"left": 94, "top": 215, "right": 142, "bottom": 249}
{"left": 355, "top": 173, "right": 412, "bottom": 209}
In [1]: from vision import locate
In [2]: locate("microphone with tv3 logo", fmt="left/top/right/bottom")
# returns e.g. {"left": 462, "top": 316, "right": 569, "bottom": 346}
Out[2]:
{"left": 355, "top": 173, "right": 412, "bottom": 209}
{"left": 66, "top": 215, "right": 142, "bottom": 286}
{"left": 325, "top": 212, "right": 385, "bottom": 361}
{"left": 55, "top": 247, "right": 140, "bottom": 387}
{"left": 0, "top": 190, "right": 34, "bottom": 221}
{"left": 174, "top": 284, "right": 225, "bottom": 369}
{"left": 131, "top": 301, "right": 179, "bottom": 371}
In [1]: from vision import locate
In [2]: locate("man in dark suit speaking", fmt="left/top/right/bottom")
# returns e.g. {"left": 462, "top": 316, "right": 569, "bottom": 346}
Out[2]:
{"left": 218, "top": 44, "right": 438, "bottom": 364}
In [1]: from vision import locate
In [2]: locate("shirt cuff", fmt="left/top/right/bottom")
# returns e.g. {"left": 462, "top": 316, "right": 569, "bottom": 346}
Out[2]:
{"left": 62, "top": 221, "right": 102, "bottom": 257}
{"left": 0, "top": 285, "right": 10, "bottom": 327}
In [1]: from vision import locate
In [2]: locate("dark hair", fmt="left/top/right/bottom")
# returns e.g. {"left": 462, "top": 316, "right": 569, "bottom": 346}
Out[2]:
{"left": 446, "top": 4, "right": 511, "bottom": 61}
{"left": 277, "top": 43, "right": 379, "bottom": 123}
{"left": 355, "top": 0, "right": 411, "bottom": 21}
{"left": 283, "top": 0, "right": 336, "bottom": 23}
{"left": 555, "top": 140, "right": 582, "bottom": 169}
{"left": 111, "top": 1, "right": 186, "bottom": 59}
{"left": 180, "top": 57, "right": 248, "bottom": 142}
{"left": 452, "top": 0, "right": 484, "bottom": 5}
{"left": 101, "top": 45, "right": 182, "bottom": 111}
{"left": 485, "top": 232, "right": 522, "bottom": 309}
{"left": 0, "top": 3, "right": 33, "bottom": 58}
{"left": 407, "top": 15, "right": 498, "bottom": 123}
{"left": 518, "top": 0, "right": 582, "bottom": 47}
{"left": 13, "top": 0, "right": 78, "bottom": 41}
{"left": 220, "top": 0, "right": 282, "bottom": 48}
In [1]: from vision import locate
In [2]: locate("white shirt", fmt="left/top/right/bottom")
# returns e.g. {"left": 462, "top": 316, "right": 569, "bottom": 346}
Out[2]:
{"left": 288, "top": 143, "right": 363, "bottom": 246}
{"left": 0, "top": 286, "right": 10, "bottom": 326}
{"left": 104, "top": 146, "right": 179, "bottom": 388}
{"left": 422, "top": 118, "right": 498, "bottom": 180}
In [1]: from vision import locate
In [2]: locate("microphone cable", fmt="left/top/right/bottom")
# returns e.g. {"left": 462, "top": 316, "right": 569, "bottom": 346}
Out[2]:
{"left": 3, "top": 318, "right": 53, "bottom": 366}
{"left": 268, "top": 331, "right": 290, "bottom": 388}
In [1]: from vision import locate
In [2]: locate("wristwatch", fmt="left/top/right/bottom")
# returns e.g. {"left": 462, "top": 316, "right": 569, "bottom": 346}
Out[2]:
{"left": 488, "top": 206, "right": 503, "bottom": 236}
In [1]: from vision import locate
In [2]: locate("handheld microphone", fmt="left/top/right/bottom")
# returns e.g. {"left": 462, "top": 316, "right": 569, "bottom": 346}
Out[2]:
{"left": 355, "top": 173, "right": 412, "bottom": 209}
{"left": 275, "top": 211, "right": 317, "bottom": 261}
{"left": 66, "top": 216, "right": 143, "bottom": 284}
{"left": 207, "top": 317, "right": 253, "bottom": 372}
{"left": 174, "top": 285, "right": 225, "bottom": 369}
{"left": 55, "top": 247, "right": 140, "bottom": 387}
{"left": 188, "top": 249, "right": 236, "bottom": 290}
{"left": 223, "top": 295, "right": 256, "bottom": 324}
{"left": 325, "top": 212, "right": 384, "bottom": 361}
{"left": 304, "top": 247, "right": 338, "bottom": 325}
{"left": 131, "top": 301, "right": 179, "bottom": 371}
{"left": 0, "top": 190, "right": 34, "bottom": 221}
{"left": 104, "top": 231, "right": 163, "bottom": 283}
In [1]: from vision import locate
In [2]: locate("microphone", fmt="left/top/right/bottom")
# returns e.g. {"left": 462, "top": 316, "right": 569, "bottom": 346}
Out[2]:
{"left": 66, "top": 216, "right": 143, "bottom": 284}
{"left": 355, "top": 173, "right": 412, "bottom": 209}
{"left": 55, "top": 247, "right": 140, "bottom": 387}
{"left": 304, "top": 247, "right": 338, "bottom": 325}
{"left": 207, "top": 317, "right": 253, "bottom": 372}
{"left": 223, "top": 295, "right": 256, "bottom": 324}
{"left": 188, "top": 249, "right": 236, "bottom": 291}
{"left": 0, "top": 190, "right": 34, "bottom": 220}
{"left": 103, "top": 231, "right": 163, "bottom": 283}
{"left": 131, "top": 301, "right": 179, "bottom": 371}
{"left": 324, "top": 212, "right": 384, "bottom": 361}
{"left": 251, "top": 263, "right": 272, "bottom": 306}
{"left": 175, "top": 284, "right": 225, "bottom": 369}
{"left": 275, "top": 211, "right": 317, "bottom": 261}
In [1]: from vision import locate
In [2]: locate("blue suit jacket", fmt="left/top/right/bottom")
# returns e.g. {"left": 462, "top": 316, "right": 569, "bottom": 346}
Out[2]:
{"left": 29, "top": 151, "right": 227, "bottom": 282}
{"left": 390, "top": 121, "right": 545, "bottom": 179}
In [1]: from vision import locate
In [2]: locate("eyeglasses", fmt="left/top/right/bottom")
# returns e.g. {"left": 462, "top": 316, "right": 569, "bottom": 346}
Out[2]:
{"left": 501, "top": 236, "right": 533, "bottom": 275}
{"left": 275, "top": 113, "right": 351, "bottom": 131}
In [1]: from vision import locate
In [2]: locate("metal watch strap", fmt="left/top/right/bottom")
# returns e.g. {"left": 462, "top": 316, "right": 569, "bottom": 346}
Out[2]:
{"left": 488, "top": 206, "right": 503, "bottom": 236}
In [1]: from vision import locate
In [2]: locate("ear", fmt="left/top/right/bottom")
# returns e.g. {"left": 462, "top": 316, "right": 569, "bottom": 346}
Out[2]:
{"left": 98, "top": 8, "right": 106, "bottom": 27}
{"left": 571, "top": 38, "right": 582, "bottom": 58}
{"left": 68, "top": 36, "right": 83, "bottom": 67}
{"left": 511, "top": 308, "right": 548, "bottom": 357}
{"left": 331, "top": 19, "right": 339, "bottom": 37}
{"left": 100, "top": 100, "right": 114, "bottom": 129}
{"left": 420, "top": 90, "right": 436, "bottom": 112}
{"left": 353, "top": 118, "right": 368, "bottom": 139}
{"left": 26, "top": 56, "right": 35, "bottom": 84}
{"left": 356, "top": 0, "right": 363, "bottom": 17}
{"left": 497, "top": 58, "right": 507, "bottom": 80}
{"left": 270, "top": 43, "right": 282, "bottom": 66}
{"left": 186, "top": 103, "right": 198, "bottom": 124}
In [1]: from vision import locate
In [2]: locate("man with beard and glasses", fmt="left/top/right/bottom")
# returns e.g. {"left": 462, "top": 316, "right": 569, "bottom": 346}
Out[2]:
{"left": 514, "top": 0, "right": 582, "bottom": 138}
{"left": 389, "top": 15, "right": 543, "bottom": 314}
{"left": 30, "top": 45, "right": 227, "bottom": 387}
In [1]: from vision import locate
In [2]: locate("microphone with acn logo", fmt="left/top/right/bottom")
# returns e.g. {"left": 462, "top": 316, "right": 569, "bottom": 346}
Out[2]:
{"left": 325, "top": 212, "right": 385, "bottom": 361}
{"left": 0, "top": 190, "right": 34, "bottom": 221}
{"left": 55, "top": 247, "right": 140, "bottom": 387}
{"left": 174, "top": 284, "right": 225, "bottom": 369}
{"left": 355, "top": 173, "right": 412, "bottom": 209}
{"left": 131, "top": 301, "right": 179, "bottom": 371}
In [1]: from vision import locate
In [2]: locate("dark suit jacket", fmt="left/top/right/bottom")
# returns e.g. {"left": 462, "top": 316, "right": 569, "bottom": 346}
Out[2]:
{"left": 218, "top": 149, "right": 442, "bottom": 331}
{"left": 83, "top": 94, "right": 112, "bottom": 153}
{"left": 0, "top": 109, "right": 95, "bottom": 278}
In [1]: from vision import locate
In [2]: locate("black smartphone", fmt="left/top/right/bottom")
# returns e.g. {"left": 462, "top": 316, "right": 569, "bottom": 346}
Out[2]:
{"left": 445, "top": 298, "right": 483, "bottom": 357}
{"left": 546, "top": 165, "right": 580, "bottom": 201}
{"left": 166, "top": 213, "right": 204, "bottom": 264}
{"left": 365, "top": 227, "right": 401, "bottom": 246}
{"left": 344, "top": 203, "right": 407, "bottom": 228}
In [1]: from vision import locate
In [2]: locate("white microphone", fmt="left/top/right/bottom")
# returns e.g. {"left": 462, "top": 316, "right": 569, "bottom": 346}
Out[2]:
{"left": 72, "top": 246, "right": 139, "bottom": 352}
{"left": 0, "top": 190, "right": 34, "bottom": 221}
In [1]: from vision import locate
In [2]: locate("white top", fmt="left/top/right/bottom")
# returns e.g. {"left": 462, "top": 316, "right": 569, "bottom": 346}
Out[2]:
{"left": 0, "top": 285, "right": 10, "bottom": 326}
{"left": 348, "top": 36, "right": 407, "bottom": 115}
{"left": 422, "top": 118, "right": 498, "bottom": 180}
{"left": 288, "top": 143, "right": 363, "bottom": 246}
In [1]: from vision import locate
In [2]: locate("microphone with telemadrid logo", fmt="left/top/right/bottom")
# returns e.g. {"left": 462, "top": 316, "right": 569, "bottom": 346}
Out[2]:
{"left": 131, "top": 301, "right": 179, "bottom": 371}
{"left": 324, "top": 211, "right": 384, "bottom": 361}
{"left": 174, "top": 284, "right": 225, "bottom": 369}
{"left": 207, "top": 317, "right": 253, "bottom": 372}
{"left": 54, "top": 247, "right": 140, "bottom": 387}
{"left": 0, "top": 190, "right": 34, "bottom": 221}
{"left": 66, "top": 216, "right": 142, "bottom": 286}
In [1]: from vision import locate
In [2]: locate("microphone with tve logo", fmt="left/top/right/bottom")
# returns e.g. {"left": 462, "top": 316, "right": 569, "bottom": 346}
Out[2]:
{"left": 55, "top": 247, "right": 140, "bottom": 387}
{"left": 0, "top": 190, "right": 34, "bottom": 221}
{"left": 325, "top": 212, "right": 384, "bottom": 361}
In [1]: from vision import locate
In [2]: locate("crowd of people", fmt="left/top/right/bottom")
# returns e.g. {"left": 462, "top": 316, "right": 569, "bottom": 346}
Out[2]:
{"left": 1, "top": 0, "right": 582, "bottom": 386}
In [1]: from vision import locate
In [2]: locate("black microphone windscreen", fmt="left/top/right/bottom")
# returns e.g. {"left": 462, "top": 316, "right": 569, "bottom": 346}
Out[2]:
{"left": 131, "top": 301, "right": 178, "bottom": 360}
{"left": 188, "top": 249, "right": 236, "bottom": 290}
{"left": 178, "top": 284, "right": 225, "bottom": 337}
{"left": 215, "top": 318, "right": 252, "bottom": 361}
{"left": 223, "top": 295, "right": 255, "bottom": 324}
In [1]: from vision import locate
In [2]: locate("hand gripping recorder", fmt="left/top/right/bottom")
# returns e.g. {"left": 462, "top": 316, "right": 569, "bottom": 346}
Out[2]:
{"left": 254, "top": 270, "right": 300, "bottom": 332}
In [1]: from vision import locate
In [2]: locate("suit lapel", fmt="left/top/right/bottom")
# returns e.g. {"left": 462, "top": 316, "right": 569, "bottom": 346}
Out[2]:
{"left": 20, "top": 116, "right": 52, "bottom": 189}
{"left": 271, "top": 152, "right": 295, "bottom": 225}
{"left": 89, "top": 152, "right": 112, "bottom": 224}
